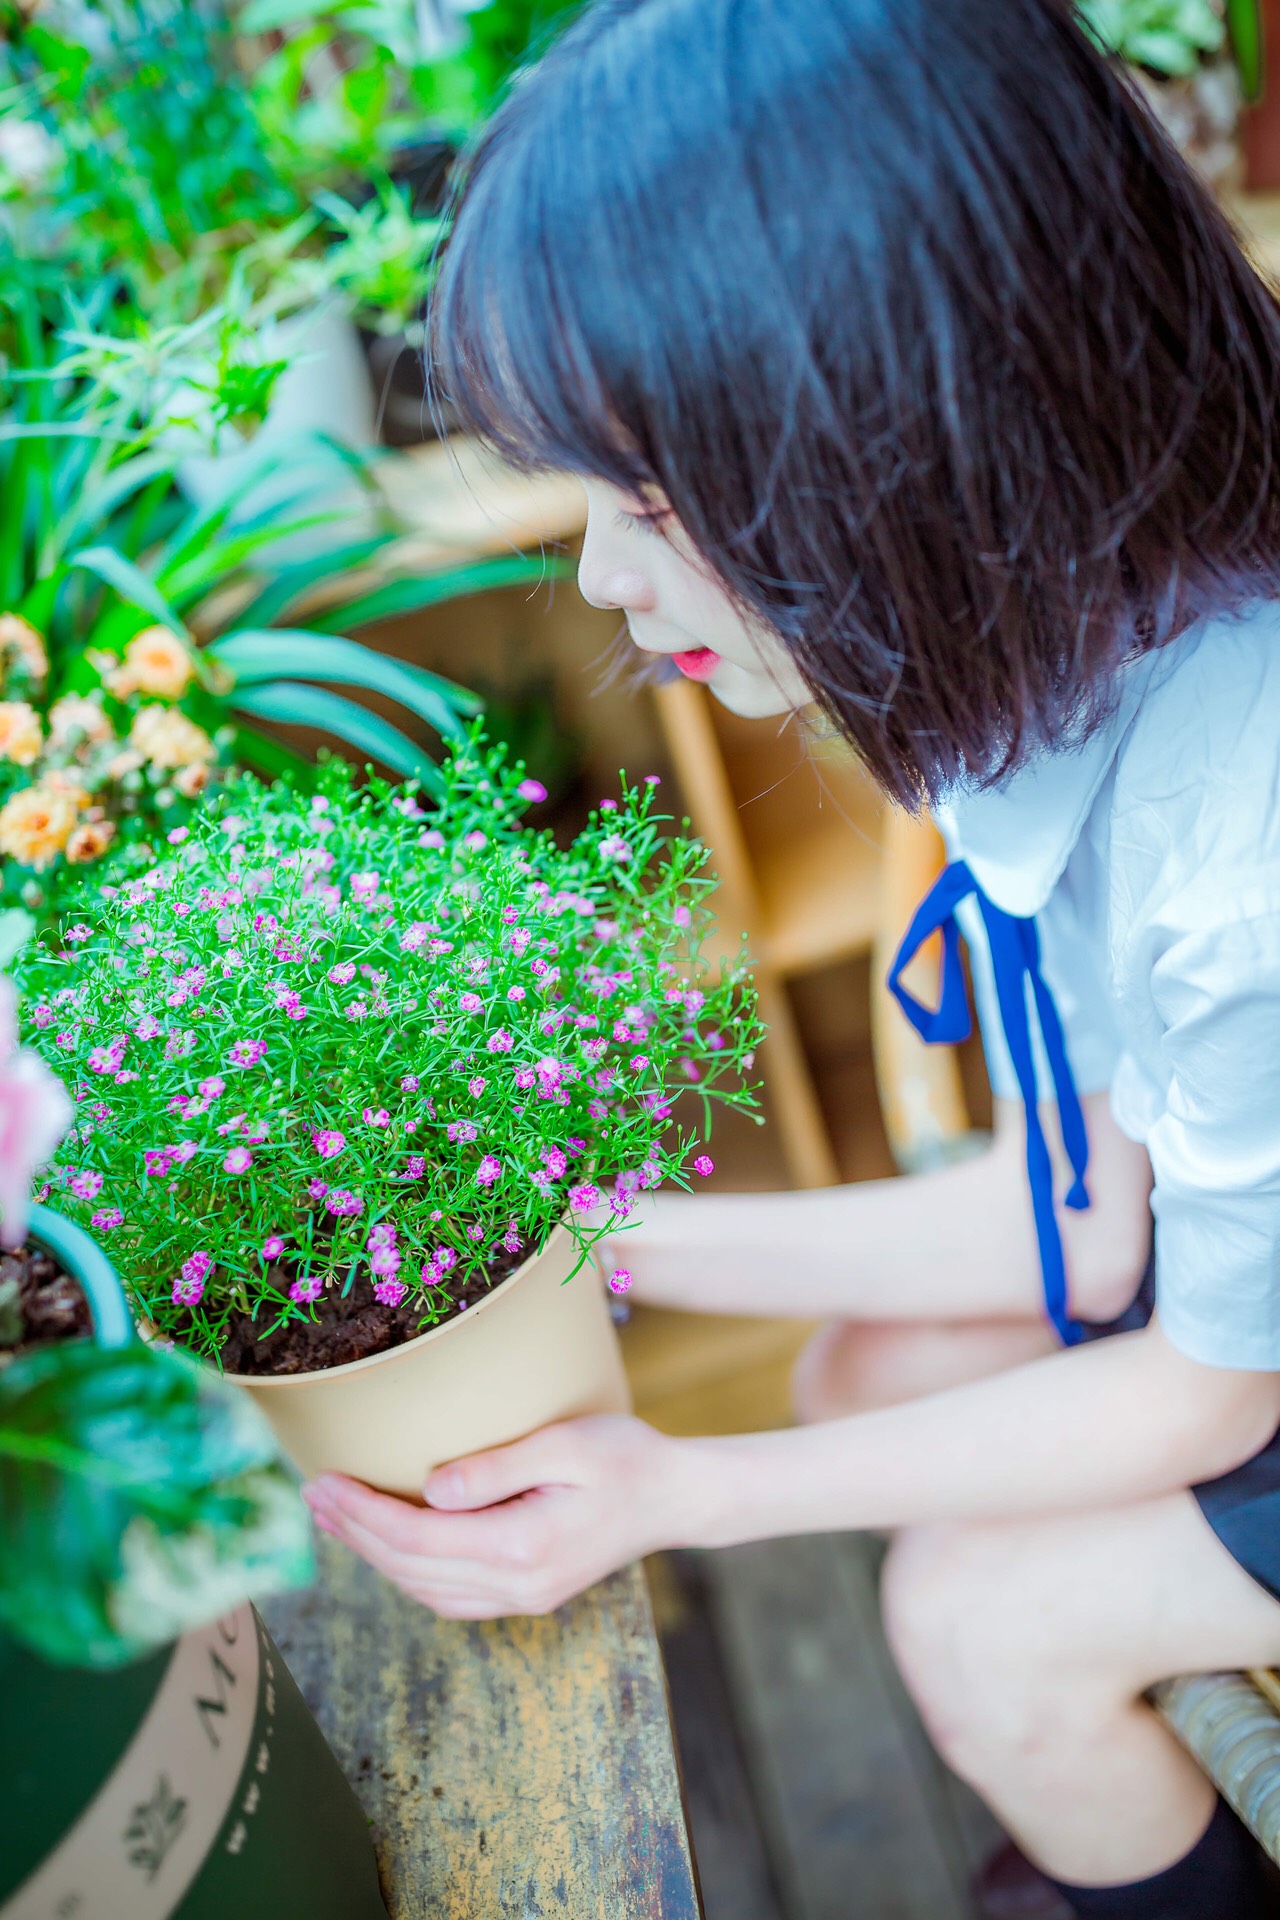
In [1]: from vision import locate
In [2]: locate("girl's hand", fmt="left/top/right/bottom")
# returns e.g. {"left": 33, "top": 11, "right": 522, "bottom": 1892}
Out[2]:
{"left": 300, "top": 1416, "right": 700, "bottom": 1618}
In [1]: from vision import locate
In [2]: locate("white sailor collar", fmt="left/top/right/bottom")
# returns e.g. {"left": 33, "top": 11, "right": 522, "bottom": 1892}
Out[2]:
{"left": 932, "top": 648, "right": 1166, "bottom": 918}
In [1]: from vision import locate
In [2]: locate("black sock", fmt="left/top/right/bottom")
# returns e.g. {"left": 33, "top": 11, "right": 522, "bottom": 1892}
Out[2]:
{"left": 1045, "top": 1798, "right": 1276, "bottom": 1918}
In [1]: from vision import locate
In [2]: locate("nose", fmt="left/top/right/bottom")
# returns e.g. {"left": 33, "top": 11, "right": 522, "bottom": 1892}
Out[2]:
{"left": 576, "top": 557, "right": 653, "bottom": 613}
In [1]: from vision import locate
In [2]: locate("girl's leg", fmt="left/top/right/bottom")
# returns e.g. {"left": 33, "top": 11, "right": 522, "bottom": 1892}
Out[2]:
{"left": 879, "top": 1493, "right": 1280, "bottom": 1890}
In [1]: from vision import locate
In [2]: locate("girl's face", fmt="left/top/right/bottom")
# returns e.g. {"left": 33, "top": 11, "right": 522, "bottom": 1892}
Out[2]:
{"left": 577, "top": 479, "right": 813, "bottom": 719}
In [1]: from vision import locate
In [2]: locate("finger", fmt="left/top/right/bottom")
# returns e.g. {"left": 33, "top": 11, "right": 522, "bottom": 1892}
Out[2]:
{"left": 315, "top": 1503, "right": 500, "bottom": 1590}
{"left": 308, "top": 1479, "right": 548, "bottom": 1573}
{"left": 425, "top": 1425, "right": 583, "bottom": 1510}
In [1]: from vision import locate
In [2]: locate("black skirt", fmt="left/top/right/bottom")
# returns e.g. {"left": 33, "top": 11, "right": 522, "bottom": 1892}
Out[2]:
{"left": 1084, "top": 1254, "right": 1280, "bottom": 1605}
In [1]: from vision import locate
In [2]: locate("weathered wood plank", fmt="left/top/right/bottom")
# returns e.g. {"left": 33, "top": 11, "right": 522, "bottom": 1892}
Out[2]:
{"left": 654, "top": 1552, "right": 786, "bottom": 1920}
{"left": 262, "top": 1535, "right": 701, "bottom": 1920}
{"left": 701, "top": 1533, "right": 975, "bottom": 1920}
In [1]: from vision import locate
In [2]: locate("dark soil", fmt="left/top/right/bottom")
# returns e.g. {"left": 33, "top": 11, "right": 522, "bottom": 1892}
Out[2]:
{"left": 204, "top": 1244, "right": 528, "bottom": 1378}
{"left": 0, "top": 1243, "right": 91, "bottom": 1357}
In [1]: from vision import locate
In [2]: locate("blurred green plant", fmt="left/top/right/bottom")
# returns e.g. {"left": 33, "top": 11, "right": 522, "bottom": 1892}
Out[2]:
{"left": 0, "top": 280, "right": 566, "bottom": 915}
{"left": 0, "top": 1335, "right": 314, "bottom": 1668}
{"left": 1078, "top": 0, "right": 1262, "bottom": 95}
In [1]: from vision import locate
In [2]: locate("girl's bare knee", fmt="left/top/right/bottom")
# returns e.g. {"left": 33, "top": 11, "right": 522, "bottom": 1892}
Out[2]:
{"left": 790, "top": 1320, "right": 909, "bottom": 1424}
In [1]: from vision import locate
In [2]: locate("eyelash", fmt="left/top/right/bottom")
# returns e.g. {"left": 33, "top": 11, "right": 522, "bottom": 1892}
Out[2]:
{"left": 615, "top": 507, "right": 672, "bottom": 538}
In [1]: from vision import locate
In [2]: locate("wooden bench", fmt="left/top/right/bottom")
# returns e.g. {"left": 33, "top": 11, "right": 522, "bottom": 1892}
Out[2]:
{"left": 261, "top": 1534, "right": 703, "bottom": 1918}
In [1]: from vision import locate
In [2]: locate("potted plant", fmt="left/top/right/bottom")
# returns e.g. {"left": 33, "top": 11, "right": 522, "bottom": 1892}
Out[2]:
{"left": 0, "top": 977, "right": 386, "bottom": 1920}
{"left": 1077, "top": 0, "right": 1262, "bottom": 189}
{"left": 15, "top": 736, "right": 762, "bottom": 1493}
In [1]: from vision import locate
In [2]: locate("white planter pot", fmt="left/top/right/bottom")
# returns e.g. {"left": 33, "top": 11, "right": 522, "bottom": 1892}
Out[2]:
{"left": 171, "top": 305, "right": 380, "bottom": 565}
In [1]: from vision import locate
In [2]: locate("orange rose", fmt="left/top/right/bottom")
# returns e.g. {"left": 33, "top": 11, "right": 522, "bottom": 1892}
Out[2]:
{"left": 0, "top": 702, "right": 43, "bottom": 767}
{"left": 129, "top": 705, "right": 215, "bottom": 771}
{"left": 0, "top": 613, "right": 48, "bottom": 687}
{"left": 108, "top": 626, "right": 194, "bottom": 701}
{"left": 65, "top": 819, "right": 117, "bottom": 865}
{"left": 0, "top": 785, "right": 78, "bottom": 871}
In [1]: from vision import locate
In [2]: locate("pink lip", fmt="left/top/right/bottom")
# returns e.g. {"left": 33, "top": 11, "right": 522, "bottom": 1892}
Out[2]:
{"left": 672, "top": 648, "right": 721, "bottom": 682}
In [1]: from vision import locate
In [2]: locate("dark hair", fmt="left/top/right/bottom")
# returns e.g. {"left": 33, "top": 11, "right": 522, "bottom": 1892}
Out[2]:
{"left": 431, "top": 0, "right": 1280, "bottom": 804}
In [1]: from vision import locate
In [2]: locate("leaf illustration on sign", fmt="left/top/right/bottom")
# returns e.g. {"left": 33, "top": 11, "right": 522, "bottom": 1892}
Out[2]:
{"left": 124, "top": 1774, "right": 188, "bottom": 1880}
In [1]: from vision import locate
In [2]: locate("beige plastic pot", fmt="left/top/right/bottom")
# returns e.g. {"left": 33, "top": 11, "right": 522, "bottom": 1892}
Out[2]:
{"left": 233, "top": 1226, "right": 631, "bottom": 1495}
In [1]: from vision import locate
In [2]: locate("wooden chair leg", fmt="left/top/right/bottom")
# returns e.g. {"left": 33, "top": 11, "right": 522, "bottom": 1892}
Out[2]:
{"left": 756, "top": 973, "right": 840, "bottom": 1190}
{"left": 870, "top": 805, "right": 972, "bottom": 1172}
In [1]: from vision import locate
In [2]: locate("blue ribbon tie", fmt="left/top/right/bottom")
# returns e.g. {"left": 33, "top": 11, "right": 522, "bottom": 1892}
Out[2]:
{"left": 887, "top": 858, "right": 1090, "bottom": 1346}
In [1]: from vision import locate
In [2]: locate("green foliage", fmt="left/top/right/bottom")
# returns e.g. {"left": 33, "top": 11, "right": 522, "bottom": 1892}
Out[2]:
{"left": 0, "top": 289, "right": 564, "bottom": 916}
{"left": 0, "top": 1338, "right": 314, "bottom": 1668}
{"left": 1075, "top": 0, "right": 1258, "bottom": 82}
{"left": 18, "top": 737, "right": 763, "bottom": 1363}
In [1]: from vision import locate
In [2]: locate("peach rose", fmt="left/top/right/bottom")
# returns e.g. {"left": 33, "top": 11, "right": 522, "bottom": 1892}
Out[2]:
{"left": 48, "top": 693, "right": 114, "bottom": 749}
{"left": 172, "top": 761, "right": 212, "bottom": 798}
{"left": 108, "top": 626, "right": 194, "bottom": 700}
{"left": 0, "top": 613, "right": 48, "bottom": 686}
{"left": 0, "top": 784, "right": 78, "bottom": 871}
{"left": 129, "top": 705, "right": 215, "bottom": 771}
{"left": 65, "top": 819, "right": 117, "bottom": 865}
{"left": 0, "top": 702, "right": 43, "bottom": 767}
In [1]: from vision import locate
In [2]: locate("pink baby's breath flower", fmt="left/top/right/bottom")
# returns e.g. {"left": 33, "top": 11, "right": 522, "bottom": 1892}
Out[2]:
{"left": 608, "top": 1267, "right": 633, "bottom": 1294}
{"left": 447, "top": 1119, "right": 478, "bottom": 1144}
{"left": 91, "top": 1206, "right": 124, "bottom": 1232}
{"left": 507, "top": 985, "right": 526, "bottom": 1001}
{"left": 513, "top": 1067, "right": 535, "bottom": 1090}
{"left": 466, "top": 1076, "right": 487, "bottom": 1097}
{"left": 308, "top": 1177, "right": 330, "bottom": 1200}
{"left": 463, "top": 830, "right": 487, "bottom": 849}
{"left": 198, "top": 1075, "right": 225, "bottom": 1098}
{"left": 172, "top": 1276, "right": 205, "bottom": 1306}
{"left": 312, "top": 1129, "right": 346, "bottom": 1159}
{"left": 400, "top": 923, "right": 431, "bottom": 952}
{"left": 64, "top": 923, "right": 93, "bottom": 943}
{"left": 644, "top": 774, "right": 661, "bottom": 786}
{"left": 374, "top": 1277, "right": 408, "bottom": 1307}
{"left": 363, "top": 1107, "right": 391, "bottom": 1128}
{"left": 630, "top": 1053, "right": 650, "bottom": 1071}
{"left": 673, "top": 906, "right": 692, "bottom": 929}
{"left": 598, "top": 834, "right": 632, "bottom": 863}
{"left": 370, "top": 1246, "right": 402, "bottom": 1278}
{"left": 328, "top": 962, "right": 356, "bottom": 986}
{"left": 368, "top": 1221, "right": 397, "bottom": 1249}
{"left": 350, "top": 871, "right": 380, "bottom": 901}
{"left": 467, "top": 1222, "right": 485, "bottom": 1241}
{"left": 326, "top": 1188, "right": 363, "bottom": 1219}
{"left": 705, "top": 1030, "right": 725, "bottom": 1052}
{"left": 477, "top": 1154, "right": 502, "bottom": 1187}
{"left": 31, "top": 1004, "right": 53, "bottom": 1029}
{"left": 588, "top": 1100, "right": 607, "bottom": 1120}
{"left": 171, "top": 1140, "right": 198, "bottom": 1164}
{"left": 694, "top": 1155, "right": 715, "bottom": 1177}
{"left": 401, "top": 1073, "right": 420, "bottom": 1092}
{"left": 229, "top": 1038, "right": 266, "bottom": 1068}
{"left": 569, "top": 1182, "right": 602, "bottom": 1213}
{"left": 419, "top": 829, "right": 445, "bottom": 850}
{"left": 517, "top": 778, "right": 547, "bottom": 802}
{"left": 182, "top": 1251, "right": 212, "bottom": 1286}
{"left": 167, "top": 826, "right": 189, "bottom": 844}
{"left": 599, "top": 798, "right": 618, "bottom": 812}
{"left": 543, "top": 1146, "right": 567, "bottom": 1179}
{"left": 680, "top": 1058, "right": 702, "bottom": 1082}
{"left": 486, "top": 1029, "right": 513, "bottom": 1054}
{"left": 503, "top": 1220, "right": 523, "bottom": 1253}
{"left": 144, "top": 1148, "right": 174, "bottom": 1178}
{"left": 261, "top": 1235, "right": 285, "bottom": 1260}
{"left": 68, "top": 1169, "right": 103, "bottom": 1201}
{"left": 458, "top": 992, "right": 483, "bottom": 1015}
{"left": 401, "top": 1155, "right": 427, "bottom": 1179}
{"left": 290, "top": 1275, "right": 323, "bottom": 1304}
{"left": 223, "top": 1145, "right": 253, "bottom": 1174}
{"left": 87, "top": 1044, "right": 123, "bottom": 1076}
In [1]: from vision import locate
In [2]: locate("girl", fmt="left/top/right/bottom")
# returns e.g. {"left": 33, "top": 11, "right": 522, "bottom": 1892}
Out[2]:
{"left": 301, "top": 3, "right": 1280, "bottom": 1913}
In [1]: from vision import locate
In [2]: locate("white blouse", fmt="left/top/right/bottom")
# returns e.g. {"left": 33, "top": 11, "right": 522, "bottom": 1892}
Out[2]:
{"left": 936, "top": 599, "right": 1280, "bottom": 1370}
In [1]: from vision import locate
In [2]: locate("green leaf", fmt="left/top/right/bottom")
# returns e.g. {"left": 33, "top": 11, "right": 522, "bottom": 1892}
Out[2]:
{"left": 0, "top": 1343, "right": 313, "bottom": 1669}
{"left": 228, "top": 537, "right": 391, "bottom": 630}
{"left": 227, "top": 723, "right": 316, "bottom": 783}
{"left": 209, "top": 629, "right": 476, "bottom": 738}
{"left": 0, "top": 909, "right": 35, "bottom": 970}
{"left": 64, "top": 546, "right": 186, "bottom": 637}
{"left": 303, "top": 553, "right": 573, "bottom": 634}
{"left": 229, "top": 680, "right": 443, "bottom": 786}
{"left": 55, "top": 451, "right": 178, "bottom": 556}
{"left": 1226, "top": 0, "right": 1262, "bottom": 99}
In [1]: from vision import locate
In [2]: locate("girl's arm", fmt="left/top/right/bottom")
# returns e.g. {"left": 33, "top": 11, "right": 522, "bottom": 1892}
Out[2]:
{"left": 620, "top": 1091, "right": 1153, "bottom": 1324}
{"left": 303, "top": 1317, "right": 1280, "bottom": 1619}
{"left": 682, "top": 1318, "right": 1280, "bottom": 1547}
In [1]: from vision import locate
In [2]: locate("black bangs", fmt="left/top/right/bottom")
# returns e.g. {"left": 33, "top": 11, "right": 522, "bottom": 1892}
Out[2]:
{"left": 430, "top": 0, "right": 1280, "bottom": 806}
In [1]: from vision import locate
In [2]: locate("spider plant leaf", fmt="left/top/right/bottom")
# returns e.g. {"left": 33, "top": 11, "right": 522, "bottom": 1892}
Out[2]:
{"left": 228, "top": 680, "right": 444, "bottom": 787}
{"left": 303, "top": 553, "right": 572, "bottom": 634}
{"left": 208, "top": 629, "right": 477, "bottom": 739}
{"left": 64, "top": 547, "right": 186, "bottom": 636}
